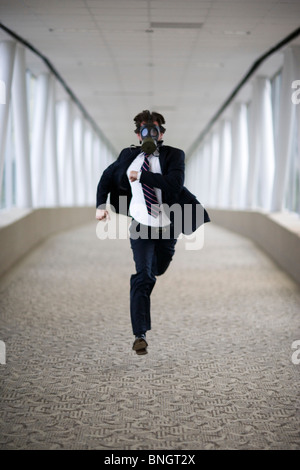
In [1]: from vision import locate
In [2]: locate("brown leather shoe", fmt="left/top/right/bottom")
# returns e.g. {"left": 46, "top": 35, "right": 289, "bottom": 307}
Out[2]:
{"left": 132, "top": 337, "right": 148, "bottom": 352}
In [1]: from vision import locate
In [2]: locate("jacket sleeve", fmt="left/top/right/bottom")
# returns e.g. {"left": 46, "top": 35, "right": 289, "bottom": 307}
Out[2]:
{"left": 139, "top": 148, "right": 185, "bottom": 195}
{"left": 96, "top": 148, "right": 129, "bottom": 208}
{"left": 96, "top": 160, "right": 117, "bottom": 208}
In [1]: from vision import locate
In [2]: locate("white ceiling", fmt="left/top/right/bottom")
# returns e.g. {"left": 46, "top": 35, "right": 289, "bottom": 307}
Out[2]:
{"left": 1, "top": 0, "right": 300, "bottom": 155}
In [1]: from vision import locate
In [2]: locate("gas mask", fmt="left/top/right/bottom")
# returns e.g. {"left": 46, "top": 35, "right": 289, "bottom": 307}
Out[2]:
{"left": 139, "top": 124, "right": 161, "bottom": 155}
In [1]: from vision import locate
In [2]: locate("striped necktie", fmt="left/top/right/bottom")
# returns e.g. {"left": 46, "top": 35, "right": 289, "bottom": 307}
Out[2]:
{"left": 141, "top": 154, "right": 160, "bottom": 218}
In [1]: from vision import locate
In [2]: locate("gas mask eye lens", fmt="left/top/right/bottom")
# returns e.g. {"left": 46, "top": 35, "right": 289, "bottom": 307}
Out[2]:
{"left": 141, "top": 127, "right": 149, "bottom": 138}
{"left": 150, "top": 128, "right": 158, "bottom": 137}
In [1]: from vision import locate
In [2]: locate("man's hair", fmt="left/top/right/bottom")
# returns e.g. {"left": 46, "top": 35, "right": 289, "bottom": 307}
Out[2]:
{"left": 133, "top": 110, "right": 166, "bottom": 134}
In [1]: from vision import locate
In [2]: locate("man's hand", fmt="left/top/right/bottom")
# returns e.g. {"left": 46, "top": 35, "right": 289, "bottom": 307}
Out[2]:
{"left": 96, "top": 209, "right": 110, "bottom": 221}
{"left": 129, "top": 170, "right": 139, "bottom": 182}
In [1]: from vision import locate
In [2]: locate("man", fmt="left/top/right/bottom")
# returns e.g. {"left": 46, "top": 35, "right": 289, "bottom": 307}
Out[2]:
{"left": 96, "top": 110, "right": 209, "bottom": 356}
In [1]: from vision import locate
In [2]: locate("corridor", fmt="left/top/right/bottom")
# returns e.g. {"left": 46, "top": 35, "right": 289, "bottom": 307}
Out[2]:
{"left": 0, "top": 220, "right": 299, "bottom": 450}
{"left": 1, "top": 0, "right": 300, "bottom": 453}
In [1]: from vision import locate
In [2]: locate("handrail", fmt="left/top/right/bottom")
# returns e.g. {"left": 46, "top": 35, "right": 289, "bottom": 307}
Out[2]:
{"left": 0, "top": 22, "right": 117, "bottom": 156}
{"left": 186, "top": 26, "right": 300, "bottom": 158}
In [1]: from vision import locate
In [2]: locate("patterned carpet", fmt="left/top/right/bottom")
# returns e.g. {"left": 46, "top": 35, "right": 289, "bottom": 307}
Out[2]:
{"left": 0, "top": 219, "right": 299, "bottom": 450}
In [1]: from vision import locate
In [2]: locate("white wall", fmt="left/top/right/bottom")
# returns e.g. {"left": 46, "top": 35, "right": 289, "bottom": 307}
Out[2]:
{"left": 0, "top": 207, "right": 95, "bottom": 277}
{"left": 207, "top": 208, "right": 300, "bottom": 285}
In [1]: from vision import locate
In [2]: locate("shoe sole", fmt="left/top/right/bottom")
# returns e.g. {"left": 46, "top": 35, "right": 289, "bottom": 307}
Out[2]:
{"left": 136, "top": 348, "right": 148, "bottom": 355}
{"left": 132, "top": 338, "right": 148, "bottom": 351}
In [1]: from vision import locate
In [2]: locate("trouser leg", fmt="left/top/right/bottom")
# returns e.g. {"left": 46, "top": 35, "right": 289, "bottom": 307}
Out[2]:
{"left": 152, "top": 238, "right": 177, "bottom": 276}
{"left": 130, "top": 237, "right": 156, "bottom": 336}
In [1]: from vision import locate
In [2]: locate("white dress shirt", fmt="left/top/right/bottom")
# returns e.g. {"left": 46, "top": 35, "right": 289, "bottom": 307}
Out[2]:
{"left": 127, "top": 151, "right": 171, "bottom": 227}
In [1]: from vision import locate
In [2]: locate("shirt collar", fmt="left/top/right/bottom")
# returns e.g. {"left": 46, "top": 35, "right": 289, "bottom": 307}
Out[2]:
{"left": 138, "top": 149, "right": 160, "bottom": 158}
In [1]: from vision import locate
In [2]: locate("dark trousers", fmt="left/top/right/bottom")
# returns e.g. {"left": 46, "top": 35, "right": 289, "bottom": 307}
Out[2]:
{"left": 129, "top": 222, "right": 177, "bottom": 336}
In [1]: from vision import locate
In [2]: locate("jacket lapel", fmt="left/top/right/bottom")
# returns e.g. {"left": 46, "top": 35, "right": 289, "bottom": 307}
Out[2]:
{"left": 158, "top": 146, "right": 167, "bottom": 174}
{"left": 127, "top": 146, "right": 142, "bottom": 163}
{"left": 123, "top": 145, "right": 167, "bottom": 173}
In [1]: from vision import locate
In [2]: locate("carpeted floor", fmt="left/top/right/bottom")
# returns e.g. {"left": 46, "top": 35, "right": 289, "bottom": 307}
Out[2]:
{"left": 0, "top": 219, "right": 299, "bottom": 450}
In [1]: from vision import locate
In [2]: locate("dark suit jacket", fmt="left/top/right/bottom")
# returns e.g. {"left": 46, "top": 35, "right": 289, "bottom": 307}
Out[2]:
{"left": 96, "top": 145, "right": 210, "bottom": 235}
